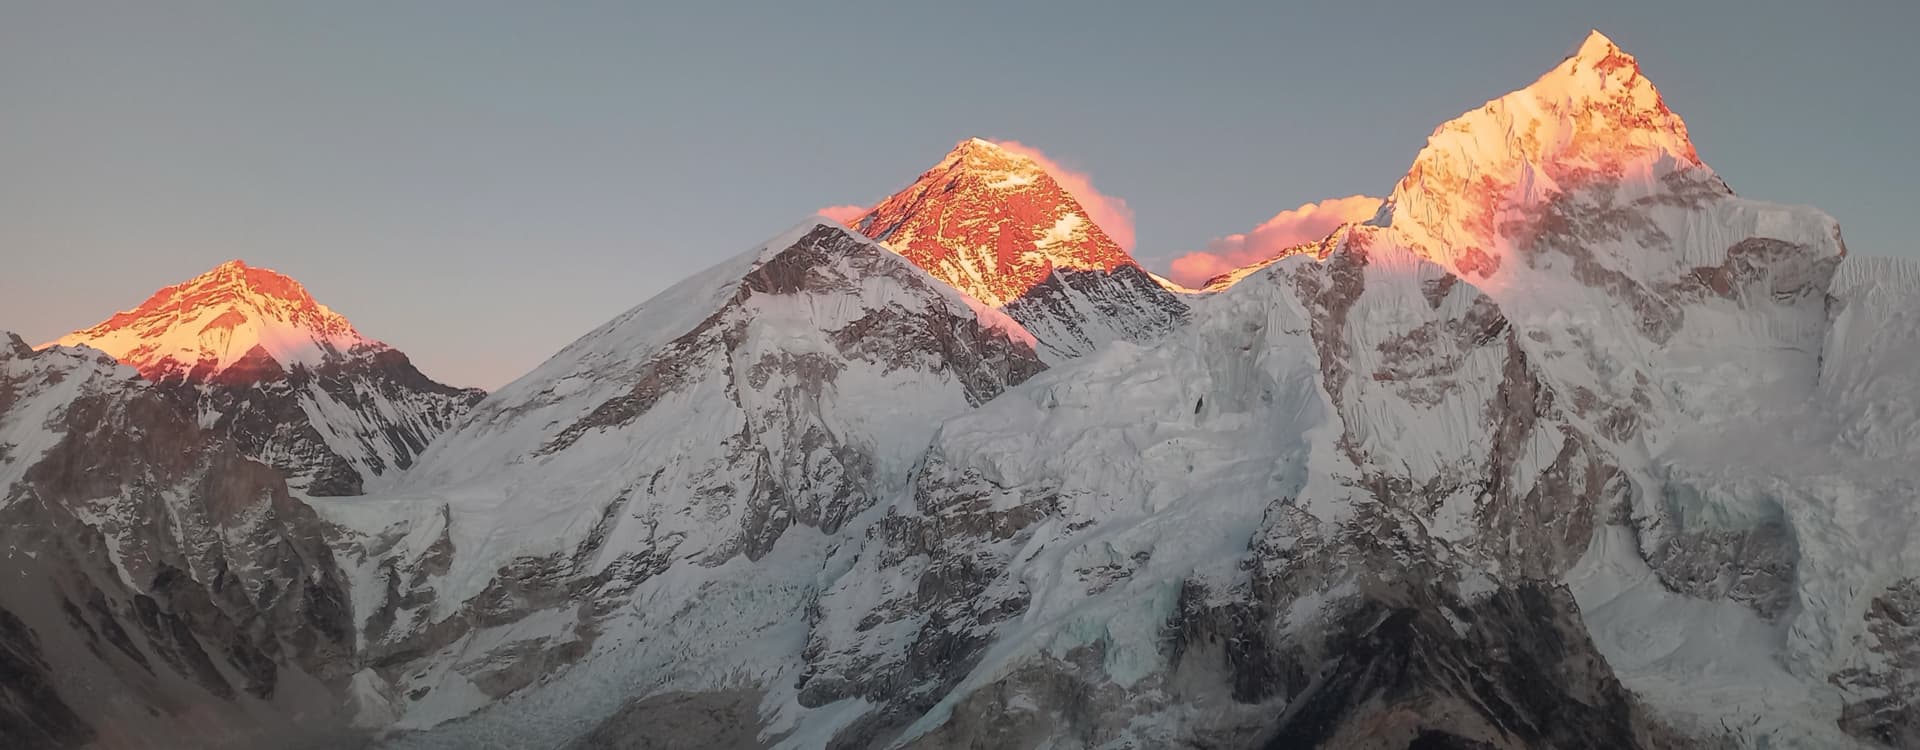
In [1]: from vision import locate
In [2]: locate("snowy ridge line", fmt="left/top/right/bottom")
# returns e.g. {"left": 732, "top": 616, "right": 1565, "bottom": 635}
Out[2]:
{"left": 1829, "top": 255, "right": 1920, "bottom": 298}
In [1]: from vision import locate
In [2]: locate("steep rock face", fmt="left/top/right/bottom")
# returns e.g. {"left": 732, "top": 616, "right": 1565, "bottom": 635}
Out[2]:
{"left": 0, "top": 335, "right": 359, "bottom": 748}
{"left": 0, "top": 605, "right": 92, "bottom": 749}
{"left": 317, "top": 220, "right": 1046, "bottom": 741}
{"left": 50, "top": 260, "right": 482, "bottom": 496}
{"left": 850, "top": 139, "right": 1189, "bottom": 360}
{"left": 788, "top": 226, "right": 1673, "bottom": 748}
{"left": 1358, "top": 32, "right": 1920, "bottom": 747}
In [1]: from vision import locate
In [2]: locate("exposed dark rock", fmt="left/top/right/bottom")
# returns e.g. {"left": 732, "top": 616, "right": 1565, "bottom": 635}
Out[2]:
{"left": 0, "top": 606, "right": 94, "bottom": 750}
{"left": 1831, "top": 578, "right": 1920, "bottom": 747}
{"left": 0, "top": 344, "right": 358, "bottom": 745}
{"left": 571, "top": 689, "right": 774, "bottom": 750}
{"left": 1650, "top": 522, "right": 1797, "bottom": 621}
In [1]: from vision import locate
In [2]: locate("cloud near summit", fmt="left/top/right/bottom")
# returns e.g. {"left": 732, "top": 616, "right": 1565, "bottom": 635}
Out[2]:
{"left": 815, "top": 204, "right": 870, "bottom": 225}
{"left": 818, "top": 139, "right": 1137, "bottom": 253}
{"left": 987, "top": 140, "right": 1137, "bottom": 253}
{"left": 1167, "top": 195, "right": 1384, "bottom": 287}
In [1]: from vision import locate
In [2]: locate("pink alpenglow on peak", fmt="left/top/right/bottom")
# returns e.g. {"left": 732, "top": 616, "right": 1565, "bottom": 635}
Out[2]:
{"left": 837, "top": 137, "right": 1186, "bottom": 361}
{"left": 845, "top": 137, "right": 1142, "bottom": 307}
{"left": 986, "top": 139, "right": 1137, "bottom": 254}
{"left": 48, "top": 259, "right": 376, "bottom": 382}
{"left": 43, "top": 258, "right": 481, "bottom": 495}
{"left": 1380, "top": 29, "right": 1711, "bottom": 281}
{"left": 815, "top": 204, "right": 871, "bottom": 225}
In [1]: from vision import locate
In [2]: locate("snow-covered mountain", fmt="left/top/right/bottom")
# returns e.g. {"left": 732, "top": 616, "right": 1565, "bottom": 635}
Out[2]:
{"left": 335, "top": 32, "right": 1908, "bottom": 748}
{"left": 49, "top": 260, "right": 483, "bottom": 495}
{"left": 4, "top": 29, "right": 1918, "bottom": 750}
{"left": 308, "top": 220, "right": 1046, "bottom": 740}
{"left": 847, "top": 138, "right": 1189, "bottom": 361}
{"left": 0, "top": 334, "right": 360, "bottom": 748}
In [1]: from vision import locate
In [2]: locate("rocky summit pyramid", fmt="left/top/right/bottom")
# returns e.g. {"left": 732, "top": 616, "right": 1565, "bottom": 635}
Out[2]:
{"left": 848, "top": 138, "right": 1189, "bottom": 360}
{"left": 49, "top": 260, "right": 482, "bottom": 495}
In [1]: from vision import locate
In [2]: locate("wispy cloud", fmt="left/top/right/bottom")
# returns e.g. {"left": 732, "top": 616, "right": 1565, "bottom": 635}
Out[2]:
{"left": 1167, "top": 195, "right": 1383, "bottom": 286}
{"left": 818, "top": 139, "right": 1137, "bottom": 253}
{"left": 815, "top": 204, "right": 870, "bottom": 225}
{"left": 989, "top": 139, "right": 1137, "bottom": 252}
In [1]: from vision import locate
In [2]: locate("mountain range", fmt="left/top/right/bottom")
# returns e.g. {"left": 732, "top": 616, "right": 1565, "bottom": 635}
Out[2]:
{"left": 3, "top": 30, "right": 1917, "bottom": 750}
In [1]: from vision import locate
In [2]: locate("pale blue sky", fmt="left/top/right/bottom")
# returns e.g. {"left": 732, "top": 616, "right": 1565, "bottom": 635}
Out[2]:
{"left": 3, "top": 1, "right": 1913, "bottom": 388}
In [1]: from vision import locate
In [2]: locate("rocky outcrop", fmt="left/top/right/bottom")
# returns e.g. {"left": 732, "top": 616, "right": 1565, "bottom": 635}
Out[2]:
{"left": 571, "top": 690, "right": 774, "bottom": 750}
{"left": 0, "top": 339, "right": 360, "bottom": 747}
{"left": 0, "top": 606, "right": 94, "bottom": 750}
{"left": 1831, "top": 578, "right": 1920, "bottom": 747}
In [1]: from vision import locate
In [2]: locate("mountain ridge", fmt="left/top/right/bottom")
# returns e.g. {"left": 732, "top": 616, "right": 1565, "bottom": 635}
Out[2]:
{"left": 3, "top": 29, "right": 1917, "bottom": 750}
{"left": 51, "top": 259, "right": 373, "bottom": 382}
{"left": 42, "top": 259, "right": 482, "bottom": 496}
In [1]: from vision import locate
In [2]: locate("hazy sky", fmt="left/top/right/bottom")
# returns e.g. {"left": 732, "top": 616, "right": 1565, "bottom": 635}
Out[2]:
{"left": 4, "top": 1, "right": 1914, "bottom": 389}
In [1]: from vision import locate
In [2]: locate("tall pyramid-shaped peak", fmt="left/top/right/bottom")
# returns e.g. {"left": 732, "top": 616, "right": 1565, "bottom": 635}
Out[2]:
{"left": 850, "top": 138, "right": 1137, "bottom": 308}
{"left": 50, "top": 259, "right": 372, "bottom": 380}
{"left": 1378, "top": 30, "right": 1714, "bottom": 278}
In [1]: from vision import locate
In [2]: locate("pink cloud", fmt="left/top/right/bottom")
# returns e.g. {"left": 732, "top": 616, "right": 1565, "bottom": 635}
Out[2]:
{"left": 1168, "top": 195, "right": 1384, "bottom": 287}
{"left": 990, "top": 139, "right": 1137, "bottom": 252}
{"left": 816, "top": 204, "right": 870, "bottom": 225}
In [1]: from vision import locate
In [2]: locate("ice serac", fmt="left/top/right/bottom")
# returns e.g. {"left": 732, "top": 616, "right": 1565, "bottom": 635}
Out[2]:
{"left": 0, "top": 333, "right": 360, "bottom": 747}
{"left": 320, "top": 219, "right": 1046, "bottom": 742}
{"left": 50, "top": 260, "right": 483, "bottom": 495}
{"left": 850, "top": 138, "right": 1189, "bottom": 361}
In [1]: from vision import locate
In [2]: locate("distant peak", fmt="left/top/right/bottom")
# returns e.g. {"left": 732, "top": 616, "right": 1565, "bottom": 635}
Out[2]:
{"left": 1557, "top": 29, "right": 1648, "bottom": 90}
{"left": 1573, "top": 29, "right": 1624, "bottom": 62}
{"left": 954, "top": 137, "right": 1016, "bottom": 156}
{"left": 49, "top": 259, "right": 373, "bottom": 380}
{"left": 940, "top": 137, "right": 1038, "bottom": 175}
{"left": 851, "top": 138, "right": 1139, "bottom": 307}
{"left": 175, "top": 259, "right": 324, "bottom": 306}
{"left": 1379, "top": 30, "right": 1709, "bottom": 279}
